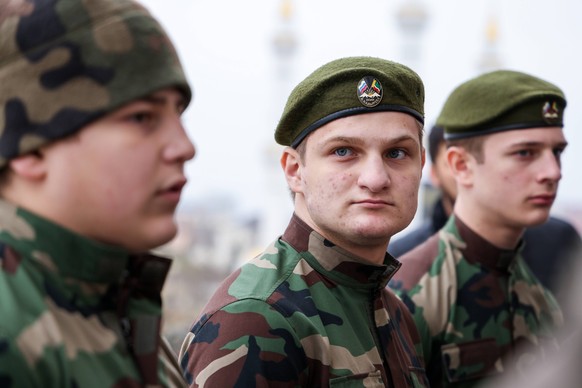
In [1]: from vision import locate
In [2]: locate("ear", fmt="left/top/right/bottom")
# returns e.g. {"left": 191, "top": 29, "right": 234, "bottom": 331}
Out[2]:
{"left": 8, "top": 152, "right": 47, "bottom": 181}
{"left": 446, "top": 146, "right": 474, "bottom": 188}
{"left": 280, "top": 146, "right": 303, "bottom": 194}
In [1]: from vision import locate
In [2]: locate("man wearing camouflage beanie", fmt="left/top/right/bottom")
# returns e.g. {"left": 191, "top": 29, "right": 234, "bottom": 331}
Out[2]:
{"left": 180, "top": 56, "right": 429, "bottom": 387}
{"left": 0, "top": 0, "right": 194, "bottom": 386}
{"left": 389, "top": 70, "right": 567, "bottom": 388}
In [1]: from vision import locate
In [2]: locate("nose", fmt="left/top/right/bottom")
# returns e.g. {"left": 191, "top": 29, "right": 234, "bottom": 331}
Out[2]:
{"left": 357, "top": 155, "right": 390, "bottom": 192}
{"left": 539, "top": 151, "right": 562, "bottom": 184}
{"left": 164, "top": 117, "right": 196, "bottom": 163}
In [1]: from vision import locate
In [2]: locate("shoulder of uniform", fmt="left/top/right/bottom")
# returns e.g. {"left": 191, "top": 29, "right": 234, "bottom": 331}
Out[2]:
{"left": 389, "top": 233, "right": 441, "bottom": 291}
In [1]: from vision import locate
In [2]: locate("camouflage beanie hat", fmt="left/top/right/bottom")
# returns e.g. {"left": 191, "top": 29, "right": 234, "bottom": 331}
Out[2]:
{"left": 275, "top": 56, "right": 424, "bottom": 148}
{"left": 0, "top": 0, "right": 191, "bottom": 167}
{"left": 437, "top": 70, "right": 566, "bottom": 140}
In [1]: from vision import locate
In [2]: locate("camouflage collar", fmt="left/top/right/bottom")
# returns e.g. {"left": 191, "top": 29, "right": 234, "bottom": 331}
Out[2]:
{"left": 0, "top": 199, "right": 140, "bottom": 283}
{"left": 282, "top": 214, "right": 401, "bottom": 288}
{"left": 453, "top": 215, "right": 523, "bottom": 272}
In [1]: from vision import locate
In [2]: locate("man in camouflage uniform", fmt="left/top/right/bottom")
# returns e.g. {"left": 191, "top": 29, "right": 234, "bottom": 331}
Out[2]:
{"left": 388, "top": 125, "right": 581, "bottom": 298}
{"left": 179, "top": 57, "right": 429, "bottom": 387}
{"left": 0, "top": 0, "right": 194, "bottom": 386}
{"left": 389, "top": 70, "right": 567, "bottom": 388}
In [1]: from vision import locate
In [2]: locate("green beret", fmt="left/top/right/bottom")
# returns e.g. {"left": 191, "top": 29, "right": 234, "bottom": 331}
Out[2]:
{"left": 275, "top": 56, "right": 425, "bottom": 147}
{"left": 437, "top": 70, "right": 566, "bottom": 140}
{"left": 0, "top": 0, "right": 191, "bottom": 167}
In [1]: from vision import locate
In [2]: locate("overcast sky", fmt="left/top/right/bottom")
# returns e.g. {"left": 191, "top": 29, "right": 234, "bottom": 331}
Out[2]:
{"left": 140, "top": 0, "right": 582, "bottom": 239}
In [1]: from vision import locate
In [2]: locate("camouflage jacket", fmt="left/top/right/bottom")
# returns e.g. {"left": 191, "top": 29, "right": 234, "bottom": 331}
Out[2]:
{"left": 0, "top": 201, "right": 185, "bottom": 387}
{"left": 389, "top": 215, "right": 564, "bottom": 388}
{"left": 179, "top": 214, "right": 428, "bottom": 387}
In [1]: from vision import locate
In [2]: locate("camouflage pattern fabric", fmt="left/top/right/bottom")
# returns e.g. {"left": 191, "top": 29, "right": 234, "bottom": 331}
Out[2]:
{"left": 179, "top": 214, "right": 429, "bottom": 387}
{"left": 0, "top": 0, "right": 190, "bottom": 167}
{"left": 0, "top": 200, "right": 186, "bottom": 387}
{"left": 389, "top": 215, "right": 564, "bottom": 388}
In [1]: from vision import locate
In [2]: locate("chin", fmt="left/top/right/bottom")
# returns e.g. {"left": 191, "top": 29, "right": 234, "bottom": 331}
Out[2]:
{"left": 521, "top": 210, "right": 551, "bottom": 227}
{"left": 526, "top": 217, "right": 551, "bottom": 227}
{"left": 136, "top": 222, "right": 178, "bottom": 252}
{"left": 351, "top": 224, "right": 398, "bottom": 242}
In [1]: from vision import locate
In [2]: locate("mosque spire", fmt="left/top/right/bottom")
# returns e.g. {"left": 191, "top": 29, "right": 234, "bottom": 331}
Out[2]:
{"left": 477, "top": 13, "right": 503, "bottom": 72}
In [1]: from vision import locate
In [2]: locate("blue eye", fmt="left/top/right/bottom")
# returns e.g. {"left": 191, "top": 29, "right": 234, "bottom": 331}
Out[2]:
{"left": 388, "top": 149, "right": 406, "bottom": 159}
{"left": 334, "top": 148, "right": 352, "bottom": 157}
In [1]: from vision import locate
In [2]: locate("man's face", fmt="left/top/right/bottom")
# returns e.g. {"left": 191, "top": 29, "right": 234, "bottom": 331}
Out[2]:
{"left": 468, "top": 127, "right": 566, "bottom": 229}
{"left": 40, "top": 88, "right": 195, "bottom": 252}
{"left": 287, "top": 111, "right": 425, "bottom": 260}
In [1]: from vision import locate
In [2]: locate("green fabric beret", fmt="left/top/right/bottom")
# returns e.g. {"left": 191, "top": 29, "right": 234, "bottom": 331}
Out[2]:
{"left": 0, "top": 0, "right": 191, "bottom": 167}
{"left": 437, "top": 70, "right": 566, "bottom": 140}
{"left": 275, "top": 56, "right": 425, "bottom": 147}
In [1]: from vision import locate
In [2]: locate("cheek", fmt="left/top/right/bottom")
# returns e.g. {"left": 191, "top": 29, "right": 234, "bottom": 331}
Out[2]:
{"left": 99, "top": 163, "right": 152, "bottom": 208}
{"left": 330, "top": 172, "right": 356, "bottom": 195}
{"left": 396, "top": 172, "right": 421, "bottom": 193}
{"left": 500, "top": 169, "right": 527, "bottom": 189}
{"left": 329, "top": 172, "right": 351, "bottom": 190}
{"left": 304, "top": 171, "right": 351, "bottom": 206}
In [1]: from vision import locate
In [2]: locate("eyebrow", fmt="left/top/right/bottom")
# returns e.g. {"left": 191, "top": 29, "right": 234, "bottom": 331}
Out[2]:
{"left": 323, "top": 136, "right": 363, "bottom": 146}
{"left": 323, "top": 134, "right": 418, "bottom": 146}
{"left": 508, "top": 140, "right": 568, "bottom": 149}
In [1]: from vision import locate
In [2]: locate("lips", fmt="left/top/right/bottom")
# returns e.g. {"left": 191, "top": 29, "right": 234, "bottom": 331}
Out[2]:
{"left": 167, "top": 179, "right": 186, "bottom": 193}
{"left": 357, "top": 199, "right": 389, "bottom": 204}
{"left": 528, "top": 193, "right": 556, "bottom": 206}
{"left": 353, "top": 199, "right": 393, "bottom": 208}
{"left": 158, "top": 177, "right": 187, "bottom": 201}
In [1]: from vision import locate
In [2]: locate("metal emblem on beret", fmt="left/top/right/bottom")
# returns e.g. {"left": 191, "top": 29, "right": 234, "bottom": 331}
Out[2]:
{"left": 357, "top": 76, "right": 383, "bottom": 108}
{"left": 542, "top": 101, "right": 560, "bottom": 124}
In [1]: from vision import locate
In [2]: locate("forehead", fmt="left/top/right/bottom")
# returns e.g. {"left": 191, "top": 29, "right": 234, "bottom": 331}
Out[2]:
{"left": 483, "top": 126, "right": 566, "bottom": 150}
{"left": 306, "top": 111, "right": 423, "bottom": 146}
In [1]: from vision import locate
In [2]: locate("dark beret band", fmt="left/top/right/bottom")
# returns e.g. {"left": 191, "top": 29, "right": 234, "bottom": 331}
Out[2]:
{"left": 290, "top": 104, "right": 424, "bottom": 148}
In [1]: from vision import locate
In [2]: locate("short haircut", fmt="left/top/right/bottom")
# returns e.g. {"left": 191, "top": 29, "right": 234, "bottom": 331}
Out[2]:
{"left": 430, "top": 124, "right": 486, "bottom": 164}
{"left": 446, "top": 136, "right": 486, "bottom": 164}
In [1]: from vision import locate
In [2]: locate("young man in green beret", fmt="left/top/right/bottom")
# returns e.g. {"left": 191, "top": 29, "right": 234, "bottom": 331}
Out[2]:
{"left": 389, "top": 70, "right": 567, "bottom": 388}
{"left": 388, "top": 125, "right": 581, "bottom": 297}
{"left": 180, "top": 57, "right": 429, "bottom": 387}
{"left": 0, "top": 0, "right": 195, "bottom": 386}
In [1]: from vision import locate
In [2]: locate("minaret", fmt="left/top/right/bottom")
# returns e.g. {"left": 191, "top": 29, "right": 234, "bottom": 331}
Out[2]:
{"left": 257, "top": 0, "right": 297, "bottom": 248}
{"left": 477, "top": 13, "right": 503, "bottom": 72}
{"left": 272, "top": 0, "right": 297, "bottom": 80}
{"left": 394, "top": 0, "right": 431, "bottom": 228}
{"left": 394, "top": 0, "right": 429, "bottom": 71}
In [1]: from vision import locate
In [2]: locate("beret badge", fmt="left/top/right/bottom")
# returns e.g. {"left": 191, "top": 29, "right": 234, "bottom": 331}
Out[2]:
{"left": 357, "top": 76, "right": 383, "bottom": 108}
{"left": 542, "top": 101, "right": 560, "bottom": 124}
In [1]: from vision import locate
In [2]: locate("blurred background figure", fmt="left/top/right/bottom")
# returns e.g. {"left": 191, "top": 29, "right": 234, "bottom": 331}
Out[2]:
{"left": 482, "top": 246, "right": 582, "bottom": 388}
